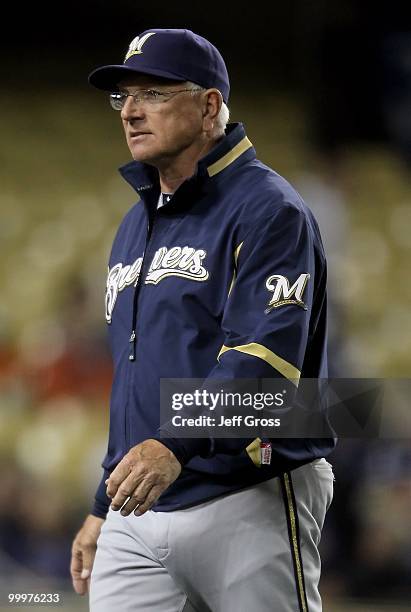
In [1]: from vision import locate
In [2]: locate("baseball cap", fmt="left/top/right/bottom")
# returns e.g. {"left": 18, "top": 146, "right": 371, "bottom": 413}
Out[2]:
{"left": 88, "top": 28, "right": 230, "bottom": 103}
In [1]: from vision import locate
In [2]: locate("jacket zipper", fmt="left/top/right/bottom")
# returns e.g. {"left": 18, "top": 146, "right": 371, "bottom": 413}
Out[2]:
{"left": 128, "top": 209, "right": 157, "bottom": 362}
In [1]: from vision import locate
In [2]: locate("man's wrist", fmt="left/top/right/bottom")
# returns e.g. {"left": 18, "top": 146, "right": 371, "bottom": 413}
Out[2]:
{"left": 151, "top": 436, "right": 211, "bottom": 465}
{"left": 92, "top": 469, "right": 112, "bottom": 518}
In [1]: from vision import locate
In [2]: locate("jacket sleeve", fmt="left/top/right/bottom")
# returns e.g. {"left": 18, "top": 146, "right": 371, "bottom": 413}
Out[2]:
{"left": 154, "top": 204, "right": 324, "bottom": 464}
{"left": 91, "top": 468, "right": 112, "bottom": 518}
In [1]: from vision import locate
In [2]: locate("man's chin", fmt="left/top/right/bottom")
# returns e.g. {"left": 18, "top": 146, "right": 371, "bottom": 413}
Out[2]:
{"left": 130, "top": 149, "right": 156, "bottom": 163}
{"left": 130, "top": 147, "right": 167, "bottom": 167}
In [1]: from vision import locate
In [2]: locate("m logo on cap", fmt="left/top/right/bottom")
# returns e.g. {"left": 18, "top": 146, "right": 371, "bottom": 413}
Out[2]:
{"left": 124, "top": 32, "right": 156, "bottom": 60}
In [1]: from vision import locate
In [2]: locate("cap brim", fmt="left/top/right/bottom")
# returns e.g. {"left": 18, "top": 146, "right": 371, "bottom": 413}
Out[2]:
{"left": 88, "top": 64, "right": 187, "bottom": 91}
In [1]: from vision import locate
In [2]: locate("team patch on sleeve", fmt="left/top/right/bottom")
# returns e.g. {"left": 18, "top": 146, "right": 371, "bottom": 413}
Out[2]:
{"left": 264, "top": 273, "right": 310, "bottom": 314}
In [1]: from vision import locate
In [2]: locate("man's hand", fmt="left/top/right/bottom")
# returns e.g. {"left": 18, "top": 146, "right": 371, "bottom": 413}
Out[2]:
{"left": 71, "top": 514, "right": 105, "bottom": 595}
{"left": 106, "top": 439, "right": 182, "bottom": 516}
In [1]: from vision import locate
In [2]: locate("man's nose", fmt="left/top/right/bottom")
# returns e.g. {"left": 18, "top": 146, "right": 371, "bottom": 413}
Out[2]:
{"left": 120, "top": 95, "right": 145, "bottom": 121}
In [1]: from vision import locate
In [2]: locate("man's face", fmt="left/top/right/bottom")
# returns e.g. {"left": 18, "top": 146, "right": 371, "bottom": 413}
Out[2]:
{"left": 117, "top": 75, "right": 205, "bottom": 165}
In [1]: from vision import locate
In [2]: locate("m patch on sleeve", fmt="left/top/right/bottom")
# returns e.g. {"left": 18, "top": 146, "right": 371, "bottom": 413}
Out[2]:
{"left": 264, "top": 273, "right": 310, "bottom": 313}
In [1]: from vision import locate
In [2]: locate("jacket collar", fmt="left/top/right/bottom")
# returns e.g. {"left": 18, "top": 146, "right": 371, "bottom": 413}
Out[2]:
{"left": 197, "top": 122, "right": 255, "bottom": 178}
{"left": 118, "top": 123, "right": 255, "bottom": 200}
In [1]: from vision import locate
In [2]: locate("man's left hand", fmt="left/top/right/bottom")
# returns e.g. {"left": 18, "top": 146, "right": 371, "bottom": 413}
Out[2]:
{"left": 105, "top": 439, "right": 182, "bottom": 516}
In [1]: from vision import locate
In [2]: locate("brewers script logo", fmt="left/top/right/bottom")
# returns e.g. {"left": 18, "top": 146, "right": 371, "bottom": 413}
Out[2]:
{"left": 124, "top": 33, "right": 156, "bottom": 61}
{"left": 105, "top": 246, "right": 209, "bottom": 323}
{"left": 265, "top": 273, "right": 310, "bottom": 314}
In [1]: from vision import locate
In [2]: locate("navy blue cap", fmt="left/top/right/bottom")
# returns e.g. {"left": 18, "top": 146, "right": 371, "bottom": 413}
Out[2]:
{"left": 88, "top": 28, "right": 230, "bottom": 103}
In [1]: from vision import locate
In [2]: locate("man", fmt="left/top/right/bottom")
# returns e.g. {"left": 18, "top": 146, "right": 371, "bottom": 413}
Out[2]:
{"left": 71, "top": 28, "right": 335, "bottom": 612}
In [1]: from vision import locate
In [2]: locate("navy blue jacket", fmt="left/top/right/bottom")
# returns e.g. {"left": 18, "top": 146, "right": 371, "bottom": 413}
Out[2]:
{"left": 92, "top": 123, "right": 335, "bottom": 518}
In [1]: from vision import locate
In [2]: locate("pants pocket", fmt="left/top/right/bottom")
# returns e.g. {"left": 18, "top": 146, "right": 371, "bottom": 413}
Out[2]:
{"left": 310, "top": 458, "right": 334, "bottom": 513}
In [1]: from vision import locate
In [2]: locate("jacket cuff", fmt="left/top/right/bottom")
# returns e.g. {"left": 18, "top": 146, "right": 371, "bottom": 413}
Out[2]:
{"left": 152, "top": 436, "right": 212, "bottom": 465}
{"left": 91, "top": 469, "right": 111, "bottom": 519}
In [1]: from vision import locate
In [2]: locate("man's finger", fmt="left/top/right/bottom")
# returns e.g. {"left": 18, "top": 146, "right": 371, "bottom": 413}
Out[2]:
{"left": 70, "top": 516, "right": 104, "bottom": 597}
{"left": 70, "top": 549, "right": 88, "bottom": 596}
{"left": 110, "top": 472, "right": 147, "bottom": 510}
{"left": 106, "top": 454, "right": 137, "bottom": 493}
{"left": 134, "top": 485, "right": 163, "bottom": 516}
{"left": 106, "top": 465, "right": 130, "bottom": 499}
{"left": 116, "top": 476, "right": 155, "bottom": 515}
{"left": 118, "top": 493, "right": 144, "bottom": 516}
{"left": 106, "top": 455, "right": 147, "bottom": 500}
{"left": 81, "top": 547, "right": 96, "bottom": 594}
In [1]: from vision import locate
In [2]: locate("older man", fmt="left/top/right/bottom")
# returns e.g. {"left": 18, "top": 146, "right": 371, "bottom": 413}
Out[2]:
{"left": 71, "top": 28, "right": 335, "bottom": 612}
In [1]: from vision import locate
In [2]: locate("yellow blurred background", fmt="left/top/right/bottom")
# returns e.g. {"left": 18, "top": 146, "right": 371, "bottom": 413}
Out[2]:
{"left": 1, "top": 89, "right": 410, "bottom": 610}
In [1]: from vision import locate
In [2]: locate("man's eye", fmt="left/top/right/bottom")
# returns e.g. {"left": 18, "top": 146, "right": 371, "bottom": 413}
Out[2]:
{"left": 145, "top": 90, "right": 162, "bottom": 100}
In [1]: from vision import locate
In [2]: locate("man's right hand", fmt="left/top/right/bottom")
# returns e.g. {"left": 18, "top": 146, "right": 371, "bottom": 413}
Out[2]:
{"left": 71, "top": 514, "right": 105, "bottom": 595}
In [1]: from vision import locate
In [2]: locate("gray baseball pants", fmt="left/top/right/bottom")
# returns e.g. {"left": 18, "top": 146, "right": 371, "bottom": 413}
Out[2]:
{"left": 90, "top": 458, "right": 334, "bottom": 612}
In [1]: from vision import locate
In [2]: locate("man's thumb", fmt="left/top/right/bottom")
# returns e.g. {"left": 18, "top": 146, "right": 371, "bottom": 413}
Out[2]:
{"left": 81, "top": 568, "right": 90, "bottom": 580}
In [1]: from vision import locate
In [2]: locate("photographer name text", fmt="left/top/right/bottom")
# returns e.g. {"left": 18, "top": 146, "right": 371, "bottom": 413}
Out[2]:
{"left": 171, "top": 415, "right": 281, "bottom": 427}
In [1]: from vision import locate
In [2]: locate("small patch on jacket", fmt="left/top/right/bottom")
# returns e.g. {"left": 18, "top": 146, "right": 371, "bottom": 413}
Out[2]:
{"left": 264, "top": 273, "right": 310, "bottom": 314}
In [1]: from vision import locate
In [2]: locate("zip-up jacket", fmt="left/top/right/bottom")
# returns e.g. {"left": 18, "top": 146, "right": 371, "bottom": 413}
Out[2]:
{"left": 92, "top": 123, "right": 336, "bottom": 518}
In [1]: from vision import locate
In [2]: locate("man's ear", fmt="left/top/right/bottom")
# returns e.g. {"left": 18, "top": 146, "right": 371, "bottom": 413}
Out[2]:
{"left": 202, "top": 90, "right": 222, "bottom": 131}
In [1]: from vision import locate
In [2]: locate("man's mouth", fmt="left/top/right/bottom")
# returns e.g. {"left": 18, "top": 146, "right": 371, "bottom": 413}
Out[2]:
{"left": 129, "top": 131, "right": 151, "bottom": 140}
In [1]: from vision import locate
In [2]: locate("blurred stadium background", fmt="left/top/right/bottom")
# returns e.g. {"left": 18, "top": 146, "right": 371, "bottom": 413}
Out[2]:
{"left": 1, "top": 1, "right": 410, "bottom": 610}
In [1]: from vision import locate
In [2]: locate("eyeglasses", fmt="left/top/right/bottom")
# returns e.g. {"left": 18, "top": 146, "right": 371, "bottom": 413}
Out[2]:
{"left": 109, "top": 88, "right": 203, "bottom": 110}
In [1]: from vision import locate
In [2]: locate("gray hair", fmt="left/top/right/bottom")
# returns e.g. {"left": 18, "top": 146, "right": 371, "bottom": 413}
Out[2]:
{"left": 186, "top": 82, "right": 230, "bottom": 136}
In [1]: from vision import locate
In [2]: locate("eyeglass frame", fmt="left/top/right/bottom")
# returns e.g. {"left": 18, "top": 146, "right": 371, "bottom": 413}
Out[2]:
{"left": 109, "top": 87, "right": 204, "bottom": 110}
